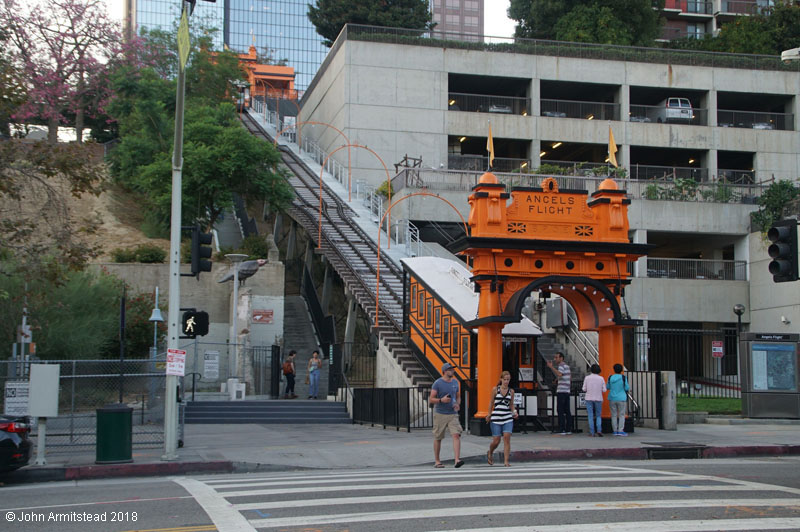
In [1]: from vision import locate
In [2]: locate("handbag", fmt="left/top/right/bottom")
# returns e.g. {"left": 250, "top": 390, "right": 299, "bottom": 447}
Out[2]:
{"left": 305, "top": 374, "right": 310, "bottom": 385}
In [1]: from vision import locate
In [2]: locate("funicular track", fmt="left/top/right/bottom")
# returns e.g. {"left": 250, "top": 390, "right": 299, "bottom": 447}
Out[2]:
{"left": 240, "top": 111, "right": 433, "bottom": 387}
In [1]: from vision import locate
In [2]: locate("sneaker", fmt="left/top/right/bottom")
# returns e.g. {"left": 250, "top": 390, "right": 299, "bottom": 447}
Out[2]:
{"left": 618, "top": 431, "right": 628, "bottom": 437}
{"left": 566, "top": 431, "right": 572, "bottom": 435}
{"left": 559, "top": 432, "right": 568, "bottom": 435}
{"left": 596, "top": 432, "right": 603, "bottom": 437}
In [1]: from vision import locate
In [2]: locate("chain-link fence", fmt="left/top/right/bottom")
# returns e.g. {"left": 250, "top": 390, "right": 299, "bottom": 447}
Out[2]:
{"left": 1, "top": 359, "right": 170, "bottom": 449}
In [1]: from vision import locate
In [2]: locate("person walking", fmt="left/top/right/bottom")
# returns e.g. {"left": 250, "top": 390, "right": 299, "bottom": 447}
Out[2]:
{"left": 282, "top": 351, "right": 297, "bottom": 399}
{"left": 429, "top": 363, "right": 464, "bottom": 468}
{"left": 582, "top": 363, "right": 606, "bottom": 437}
{"left": 608, "top": 363, "right": 631, "bottom": 436}
{"left": 307, "top": 350, "right": 322, "bottom": 399}
{"left": 485, "top": 370, "right": 518, "bottom": 467}
{"left": 546, "top": 352, "right": 572, "bottom": 435}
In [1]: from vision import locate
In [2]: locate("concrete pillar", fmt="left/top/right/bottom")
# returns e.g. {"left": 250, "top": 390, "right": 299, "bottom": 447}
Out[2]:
{"left": 321, "top": 262, "right": 333, "bottom": 313}
{"left": 734, "top": 235, "right": 749, "bottom": 281}
{"left": 343, "top": 291, "right": 358, "bottom": 368}
{"left": 706, "top": 89, "right": 717, "bottom": 128}
{"left": 286, "top": 220, "right": 297, "bottom": 262}
{"left": 619, "top": 84, "right": 630, "bottom": 124}
{"left": 632, "top": 229, "right": 648, "bottom": 278}
{"left": 301, "top": 240, "right": 314, "bottom": 293}
{"left": 705, "top": 149, "right": 718, "bottom": 182}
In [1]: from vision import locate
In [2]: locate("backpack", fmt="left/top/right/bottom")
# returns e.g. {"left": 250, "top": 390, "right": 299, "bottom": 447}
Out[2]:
{"left": 608, "top": 374, "right": 627, "bottom": 389}
{"left": 282, "top": 360, "right": 293, "bottom": 375}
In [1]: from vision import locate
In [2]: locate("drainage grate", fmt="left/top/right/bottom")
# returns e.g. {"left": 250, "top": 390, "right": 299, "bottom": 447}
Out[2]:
{"left": 642, "top": 441, "right": 707, "bottom": 460}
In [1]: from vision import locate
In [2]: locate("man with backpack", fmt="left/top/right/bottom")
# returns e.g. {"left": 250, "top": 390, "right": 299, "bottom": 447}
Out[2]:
{"left": 608, "top": 363, "right": 631, "bottom": 436}
{"left": 283, "top": 350, "right": 297, "bottom": 399}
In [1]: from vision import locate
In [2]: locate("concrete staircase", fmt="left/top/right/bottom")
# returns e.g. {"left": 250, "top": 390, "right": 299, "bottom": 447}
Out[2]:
{"left": 213, "top": 207, "right": 243, "bottom": 249}
{"left": 184, "top": 400, "right": 350, "bottom": 424}
{"left": 282, "top": 295, "right": 328, "bottom": 398}
{"left": 537, "top": 334, "right": 586, "bottom": 383}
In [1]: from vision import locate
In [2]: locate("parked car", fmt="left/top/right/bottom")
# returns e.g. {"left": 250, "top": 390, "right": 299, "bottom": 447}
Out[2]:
{"left": 487, "top": 103, "right": 512, "bottom": 114}
{"left": 650, "top": 97, "right": 693, "bottom": 123}
{"left": 542, "top": 111, "right": 567, "bottom": 118}
{"left": 752, "top": 122, "right": 775, "bottom": 130}
{"left": 0, "top": 415, "right": 32, "bottom": 473}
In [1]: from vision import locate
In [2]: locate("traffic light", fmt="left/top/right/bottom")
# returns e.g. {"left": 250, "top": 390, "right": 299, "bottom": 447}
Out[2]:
{"left": 191, "top": 225, "right": 213, "bottom": 278}
{"left": 767, "top": 219, "right": 798, "bottom": 283}
{"left": 181, "top": 311, "right": 209, "bottom": 338}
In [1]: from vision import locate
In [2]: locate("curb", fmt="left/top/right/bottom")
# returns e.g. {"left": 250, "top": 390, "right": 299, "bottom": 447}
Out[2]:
{"left": 0, "top": 461, "right": 234, "bottom": 485}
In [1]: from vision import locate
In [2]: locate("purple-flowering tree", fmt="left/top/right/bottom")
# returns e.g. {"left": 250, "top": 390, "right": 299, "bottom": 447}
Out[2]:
{"left": 0, "top": 0, "right": 121, "bottom": 144}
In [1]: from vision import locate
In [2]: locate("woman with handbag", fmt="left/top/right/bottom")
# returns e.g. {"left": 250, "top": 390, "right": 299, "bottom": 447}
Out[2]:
{"left": 485, "top": 371, "right": 518, "bottom": 467}
{"left": 307, "top": 350, "right": 322, "bottom": 399}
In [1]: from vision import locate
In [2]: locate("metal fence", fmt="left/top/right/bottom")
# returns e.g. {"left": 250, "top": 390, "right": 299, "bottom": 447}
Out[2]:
{"left": 351, "top": 387, "right": 433, "bottom": 431}
{"left": 718, "top": 109, "right": 793, "bottom": 131}
{"left": 637, "top": 327, "right": 741, "bottom": 398}
{"left": 1, "top": 359, "right": 169, "bottom": 449}
{"left": 394, "top": 168, "right": 766, "bottom": 205}
{"left": 646, "top": 257, "right": 747, "bottom": 281}
{"left": 541, "top": 99, "right": 620, "bottom": 121}
{"left": 448, "top": 92, "right": 530, "bottom": 116}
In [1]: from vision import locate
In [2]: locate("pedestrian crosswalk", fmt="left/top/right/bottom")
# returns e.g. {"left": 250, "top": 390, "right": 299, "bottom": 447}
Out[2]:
{"left": 175, "top": 463, "right": 800, "bottom": 532}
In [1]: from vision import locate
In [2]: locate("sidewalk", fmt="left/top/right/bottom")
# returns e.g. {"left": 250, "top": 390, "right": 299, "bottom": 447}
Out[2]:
{"left": 3, "top": 418, "right": 800, "bottom": 484}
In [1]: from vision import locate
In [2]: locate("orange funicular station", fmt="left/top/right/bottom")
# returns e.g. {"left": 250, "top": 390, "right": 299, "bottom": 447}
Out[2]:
{"left": 449, "top": 173, "right": 649, "bottom": 433}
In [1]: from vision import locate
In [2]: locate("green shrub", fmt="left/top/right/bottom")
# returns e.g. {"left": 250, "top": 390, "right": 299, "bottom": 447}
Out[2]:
{"left": 134, "top": 244, "right": 166, "bottom": 263}
{"left": 239, "top": 235, "right": 271, "bottom": 259}
{"left": 111, "top": 248, "right": 137, "bottom": 262}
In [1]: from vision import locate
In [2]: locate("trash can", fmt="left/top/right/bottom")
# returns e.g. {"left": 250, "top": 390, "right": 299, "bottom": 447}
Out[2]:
{"left": 96, "top": 403, "right": 133, "bottom": 464}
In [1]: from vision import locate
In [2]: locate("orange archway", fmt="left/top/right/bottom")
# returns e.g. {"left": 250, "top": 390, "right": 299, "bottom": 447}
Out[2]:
{"left": 375, "top": 192, "right": 469, "bottom": 328}
{"left": 455, "top": 173, "right": 649, "bottom": 423}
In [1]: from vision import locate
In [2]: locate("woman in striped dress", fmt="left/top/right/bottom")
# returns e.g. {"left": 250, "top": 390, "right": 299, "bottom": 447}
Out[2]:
{"left": 485, "top": 371, "right": 518, "bottom": 467}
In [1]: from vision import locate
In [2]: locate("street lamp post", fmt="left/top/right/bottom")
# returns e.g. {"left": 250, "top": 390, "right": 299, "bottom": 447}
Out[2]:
{"left": 226, "top": 254, "right": 248, "bottom": 379}
{"left": 733, "top": 303, "right": 745, "bottom": 378}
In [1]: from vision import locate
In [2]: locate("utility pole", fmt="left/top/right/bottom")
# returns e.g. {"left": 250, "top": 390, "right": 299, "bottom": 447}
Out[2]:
{"left": 163, "top": 2, "right": 192, "bottom": 461}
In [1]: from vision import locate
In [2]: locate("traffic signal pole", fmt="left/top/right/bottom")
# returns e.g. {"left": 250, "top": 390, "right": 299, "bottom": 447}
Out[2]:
{"left": 163, "top": 7, "right": 189, "bottom": 462}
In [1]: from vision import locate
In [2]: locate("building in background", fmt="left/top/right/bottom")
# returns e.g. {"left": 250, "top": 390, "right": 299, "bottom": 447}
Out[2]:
{"left": 123, "top": 0, "right": 327, "bottom": 91}
{"left": 429, "top": 0, "right": 484, "bottom": 41}
{"left": 659, "top": 0, "right": 775, "bottom": 41}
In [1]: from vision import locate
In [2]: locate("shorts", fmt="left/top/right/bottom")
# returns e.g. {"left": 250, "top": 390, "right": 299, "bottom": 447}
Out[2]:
{"left": 432, "top": 412, "right": 462, "bottom": 440}
{"left": 490, "top": 420, "right": 513, "bottom": 436}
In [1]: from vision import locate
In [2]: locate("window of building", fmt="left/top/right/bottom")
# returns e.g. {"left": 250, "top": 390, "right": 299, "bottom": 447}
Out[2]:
{"left": 434, "top": 308, "right": 441, "bottom": 335}
{"left": 418, "top": 291, "right": 425, "bottom": 317}
{"left": 443, "top": 317, "right": 450, "bottom": 345}
{"left": 411, "top": 284, "right": 417, "bottom": 310}
{"left": 452, "top": 328, "right": 459, "bottom": 354}
{"left": 461, "top": 336, "right": 469, "bottom": 366}
{"left": 426, "top": 300, "right": 433, "bottom": 327}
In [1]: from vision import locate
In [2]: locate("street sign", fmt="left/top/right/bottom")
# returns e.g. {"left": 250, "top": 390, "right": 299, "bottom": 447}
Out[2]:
{"left": 177, "top": 9, "right": 190, "bottom": 71}
{"left": 203, "top": 351, "right": 220, "bottom": 380}
{"left": 167, "top": 348, "right": 187, "bottom": 376}
{"left": 712, "top": 340, "right": 724, "bottom": 358}
{"left": 4, "top": 381, "right": 29, "bottom": 416}
{"left": 252, "top": 309, "right": 273, "bottom": 324}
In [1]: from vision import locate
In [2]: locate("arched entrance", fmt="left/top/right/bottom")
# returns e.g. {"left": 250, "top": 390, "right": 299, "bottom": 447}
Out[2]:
{"left": 454, "top": 174, "right": 650, "bottom": 424}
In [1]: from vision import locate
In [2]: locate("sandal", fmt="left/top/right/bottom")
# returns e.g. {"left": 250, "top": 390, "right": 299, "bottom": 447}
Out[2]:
{"left": 486, "top": 450, "right": 494, "bottom": 466}
{"left": 434, "top": 463, "right": 445, "bottom": 468}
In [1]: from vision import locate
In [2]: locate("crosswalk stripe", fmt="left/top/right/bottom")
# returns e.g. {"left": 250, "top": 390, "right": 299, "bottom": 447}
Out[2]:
{"left": 203, "top": 463, "right": 594, "bottom": 484}
{"left": 218, "top": 474, "right": 710, "bottom": 497}
{"left": 247, "top": 499, "right": 800, "bottom": 528}
{"left": 431, "top": 517, "right": 800, "bottom": 532}
{"left": 231, "top": 483, "right": 755, "bottom": 511}
{"left": 209, "top": 466, "right": 638, "bottom": 489}
{"left": 172, "top": 478, "right": 255, "bottom": 532}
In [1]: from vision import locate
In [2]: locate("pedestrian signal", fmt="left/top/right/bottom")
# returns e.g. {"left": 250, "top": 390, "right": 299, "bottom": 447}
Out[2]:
{"left": 182, "top": 311, "right": 209, "bottom": 338}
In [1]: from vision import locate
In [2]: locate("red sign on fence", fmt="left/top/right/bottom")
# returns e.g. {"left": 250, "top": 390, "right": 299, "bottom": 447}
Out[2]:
{"left": 711, "top": 340, "right": 724, "bottom": 359}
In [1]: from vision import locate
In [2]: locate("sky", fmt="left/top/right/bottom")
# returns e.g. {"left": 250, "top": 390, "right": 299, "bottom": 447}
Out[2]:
{"left": 103, "top": 1, "right": 517, "bottom": 37}
{"left": 484, "top": 0, "right": 516, "bottom": 38}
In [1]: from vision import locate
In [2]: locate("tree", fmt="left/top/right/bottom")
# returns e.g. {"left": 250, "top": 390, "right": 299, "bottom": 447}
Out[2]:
{"left": 509, "top": 0, "right": 664, "bottom": 46}
{"left": 0, "top": 140, "right": 106, "bottom": 282}
{"left": 0, "top": 28, "right": 26, "bottom": 138}
{"left": 0, "top": 0, "right": 121, "bottom": 144}
{"left": 308, "top": 0, "right": 435, "bottom": 47}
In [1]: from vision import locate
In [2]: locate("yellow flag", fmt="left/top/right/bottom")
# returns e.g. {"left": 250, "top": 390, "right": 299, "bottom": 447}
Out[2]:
{"left": 486, "top": 123, "right": 495, "bottom": 169}
{"left": 608, "top": 126, "right": 618, "bottom": 168}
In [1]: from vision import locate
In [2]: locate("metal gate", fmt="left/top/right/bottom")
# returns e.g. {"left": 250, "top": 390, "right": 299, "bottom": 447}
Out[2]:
{"left": 636, "top": 327, "right": 740, "bottom": 398}
{"left": 251, "top": 345, "right": 281, "bottom": 398}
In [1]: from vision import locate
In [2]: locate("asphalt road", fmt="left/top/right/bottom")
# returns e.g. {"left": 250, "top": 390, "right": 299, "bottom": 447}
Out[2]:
{"left": 2, "top": 457, "right": 800, "bottom": 531}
